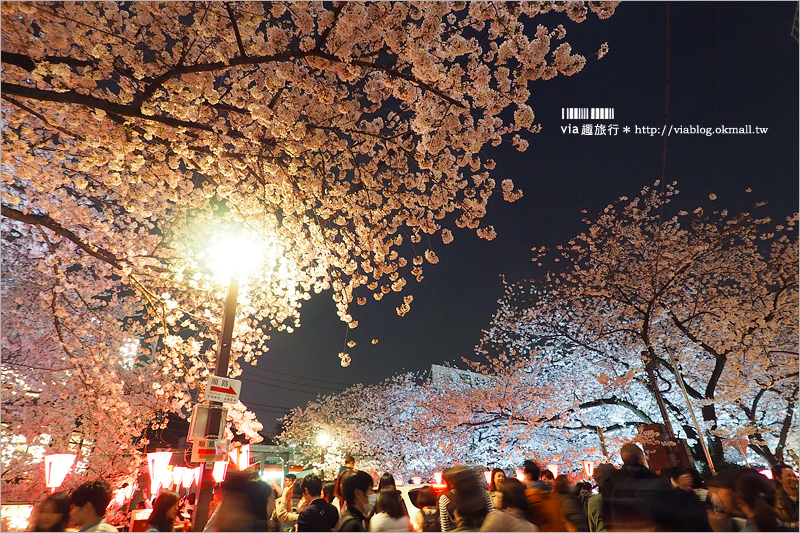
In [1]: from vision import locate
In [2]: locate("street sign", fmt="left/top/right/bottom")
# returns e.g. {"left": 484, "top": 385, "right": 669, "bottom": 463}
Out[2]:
{"left": 187, "top": 404, "right": 228, "bottom": 442}
{"left": 191, "top": 439, "right": 229, "bottom": 463}
{"left": 205, "top": 376, "right": 241, "bottom": 404}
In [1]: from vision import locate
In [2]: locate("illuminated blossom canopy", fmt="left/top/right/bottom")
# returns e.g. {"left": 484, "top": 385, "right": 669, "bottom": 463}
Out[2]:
{"left": 1, "top": 1, "right": 617, "bottom": 499}
{"left": 280, "top": 184, "right": 798, "bottom": 475}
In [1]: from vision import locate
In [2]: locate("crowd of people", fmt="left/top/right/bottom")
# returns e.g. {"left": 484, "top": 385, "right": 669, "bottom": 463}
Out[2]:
{"left": 25, "top": 448, "right": 798, "bottom": 532}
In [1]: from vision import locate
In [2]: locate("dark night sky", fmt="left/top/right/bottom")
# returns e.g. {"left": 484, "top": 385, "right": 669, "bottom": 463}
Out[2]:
{"left": 238, "top": 2, "right": 800, "bottom": 435}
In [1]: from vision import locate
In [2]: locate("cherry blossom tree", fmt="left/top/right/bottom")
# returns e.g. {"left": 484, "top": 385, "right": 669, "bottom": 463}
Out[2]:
{"left": 479, "top": 182, "right": 799, "bottom": 467}
{"left": 2, "top": 1, "right": 618, "bottom": 492}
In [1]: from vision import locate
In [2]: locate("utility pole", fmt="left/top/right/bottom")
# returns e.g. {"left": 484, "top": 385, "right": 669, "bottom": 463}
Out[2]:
{"left": 193, "top": 278, "right": 239, "bottom": 531}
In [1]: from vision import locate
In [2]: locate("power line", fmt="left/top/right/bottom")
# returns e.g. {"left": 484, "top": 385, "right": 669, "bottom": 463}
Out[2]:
{"left": 244, "top": 366, "right": 354, "bottom": 387}
{"left": 238, "top": 373, "right": 345, "bottom": 392}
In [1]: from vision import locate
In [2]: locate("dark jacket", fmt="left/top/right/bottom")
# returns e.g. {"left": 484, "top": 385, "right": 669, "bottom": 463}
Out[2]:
{"left": 604, "top": 464, "right": 710, "bottom": 532}
{"left": 334, "top": 507, "right": 366, "bottom": 532}
{"left": 298, "top": 498, "right": 339, "bottom": 532}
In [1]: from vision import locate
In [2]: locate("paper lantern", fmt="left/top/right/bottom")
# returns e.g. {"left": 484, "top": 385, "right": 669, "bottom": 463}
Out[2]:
{"left": 412, "top": 476, "right": 422, "bottom": 485}
{"left": 183, "top": 466, "right": 201, "bottom": 489}
{"left": 759, "top": 469, "right": 773, "bottom": 480}
{"left": 546, "top": 464, "right": 558, "bottom": 478}
{"left": 147, "top": 451, "right": 173, "bottom": 494}
{"left": 45, "top": 454, "right": 76, "bottom": 490}
{"left": 515, "top": 468, "right": 525, "bottom": 482}
{"left": 433, "top": 471, "right": 442, "bottom": 485}
{"left": 172, "top": 467, "right": 187, "bottom": 487}
{"left": 483, "top": 471, "right": 492, "bottom": 484}
{"left": 582, "top": 460, "right": 595, "bottom": 479}
{"left": 236, "top": 444, "right": 250, "bottom": 470}
{"left": 212, "top": 460, "right": 229, "bottom": 483}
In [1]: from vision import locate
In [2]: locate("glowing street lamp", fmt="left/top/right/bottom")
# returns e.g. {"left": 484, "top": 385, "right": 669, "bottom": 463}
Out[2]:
{"left": 44, "top": 454, "right": 76, "bottom": 492}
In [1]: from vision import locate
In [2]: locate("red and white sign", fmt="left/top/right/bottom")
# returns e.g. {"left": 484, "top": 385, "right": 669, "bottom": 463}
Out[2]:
{"left": 205, "top": 376, "right": 241, "bottom": 404}
{"left": 191, "top": 439, "right": 229, "bottom": 463}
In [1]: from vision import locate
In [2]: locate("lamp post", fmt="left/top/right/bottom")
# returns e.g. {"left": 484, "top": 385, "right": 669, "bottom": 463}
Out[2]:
{"left": 193, "top": 276, "right": 239, "bottom": 531}
{"left": 317, "top": 433, "right": 331, "bottom": 480}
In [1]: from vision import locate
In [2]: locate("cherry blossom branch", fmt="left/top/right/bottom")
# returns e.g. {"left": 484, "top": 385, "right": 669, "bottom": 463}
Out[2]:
{"left": 2, "top": 205, "right": 124, "bottom": 268}
{"left": 224, "top": 3, "right": 248, "bottom": 59}
{"left": 578, "top": 398, "right": 655, "bottom": 423}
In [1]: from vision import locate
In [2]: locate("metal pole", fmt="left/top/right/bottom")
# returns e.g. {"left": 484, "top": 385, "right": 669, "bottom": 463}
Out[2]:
{"left": 193, "top": 277, "right": 239, "bottom": 531}
{"left": 668, "top": 350, "right": 716, "bottom": 475}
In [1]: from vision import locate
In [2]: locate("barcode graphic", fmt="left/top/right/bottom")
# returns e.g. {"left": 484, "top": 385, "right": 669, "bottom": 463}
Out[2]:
{"left": 561, "top": 108, "right": 615, "bottom": 120}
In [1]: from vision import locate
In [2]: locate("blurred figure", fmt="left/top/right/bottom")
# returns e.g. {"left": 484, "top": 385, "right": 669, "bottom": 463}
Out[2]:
{"left": 203, "top": 470, "right": 261, "bottom": 532}
{"left": 522, "top": 460, "right": 566, "bottom": 532}
{"left": 146, "top": 490, "right": 179, "bottom": 532}
{"left": 586, "top": 463, "right": 615, "bottom": 532}
{"left": 605, "top": 444, "right": 709, "bottom": 531}
{"left": 334, "top": 470, "right": 375, "bottom": 531}
{"left": 705, "top": 469, "right": 746, "bottom": 532}
{"left": 480, "top": 478, "right": 537, "bottom": 532}
{"left": 338, "top": 455, "right": 356, "bottom": 476}
{"left": 412, "top": 486, "right": 440, "bottom": 532}
{"left": 488, "top": 469, "right": 506, "bottom": 509}
{"left": 29, "top": 491, "right": 70, "bottom": 532}
{"left": 369, "top": 489, "right": 412, "bottom": 532}
{"left": 539, "top": 470, "right": 555, "bottom": 490}
{"left": 298, "top": 473, "right": 338, "bottom": 531}
{"left": 439, "top": 467, "right": 494, "bottom": 532}
{"left": 69, "top": 479, "right": 118, "bottom": 532}
{"left": 771, "top": 463, "right": 799, "bottom": 529}
{"left": 732, "top": 468, "right": 782, "bottom": 532}
{"left": 554, "top": 476, "right": 588, "bottom": 532}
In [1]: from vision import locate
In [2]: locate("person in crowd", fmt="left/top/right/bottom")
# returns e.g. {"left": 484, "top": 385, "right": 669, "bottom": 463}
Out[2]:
{"left": 488, "top": 469, "right": 506, "bottom": 509}
{"left": 334, "top": 470, "right": 375, "bottom": 531}
{"left": 522, "top": 460, "right": 565, "bottom": 532}
{"left": 375, "top": 472, "right": 409, "bottom": 518}
{"left": 586, "top": 463, "right": 615, "bottom": 532}
{"left": 413, "top": 485, "right": 441, "bottom": 532}
{"left": 480, "top": 477, "right": 537, "bottom": 532}
{"left": 605, "top": 444, "right": 710, "bottom": 531}
{"left": 369, "top": 489, "right": 413, "bottom": 531}
{"left": 338, "top": 455, "right": 356, "bottom": 476}
{"left": 771, "top": 463, "right": 799, "bottom": 529}
{"left": 731, "top": 468, "right": 785, "bottom": 532}
{"left": 554, "top": 476, "right": 588, "bottom": 532}
{"left": 29, "top": 491, "right": 71, "bottom": 532}
{"left": 323, "top": 481, "right": 336, "bottom": 504}
{"left": 249, "top": 478, "right": 276, "bottom": 532}
{"left": 69, "top": 479, "right": 118, "bottom": 532}
{"left": 275, "top": 475, "right": 302, "bottom": 527}
{"left": 145, "top": 490, "right": 180, "bottom": 532}
{"left": 204, "top": 470, "right": 265, "bottom": 532}
{"left": 297, "top": 473, "right": 339, "bottom": 531}
{"left": 378, "top": 472, "right": 398, "bottom": 491}
{"left": 333, "top": 469, "right": 351, "bottom": 512}
{"left": 539, "top": 470, "right": 555, "bottom": 490}
{"left": 705, "top": 469, "right": 747, "bottom": 532}
{"left": 439, "top": 466, "right": 494, "bottom": 532}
